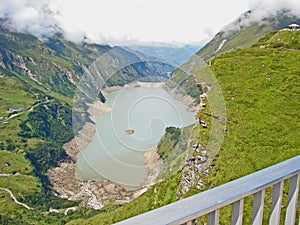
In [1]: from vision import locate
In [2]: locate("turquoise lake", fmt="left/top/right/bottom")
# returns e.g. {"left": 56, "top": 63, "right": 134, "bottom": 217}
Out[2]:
{"left": 76, "top": 87, "right": 196, "bottom": 188}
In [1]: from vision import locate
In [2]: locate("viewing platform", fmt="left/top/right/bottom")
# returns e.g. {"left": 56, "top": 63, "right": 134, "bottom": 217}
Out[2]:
{"left": 115, "top": 155, "right": 300, "bottom": 225}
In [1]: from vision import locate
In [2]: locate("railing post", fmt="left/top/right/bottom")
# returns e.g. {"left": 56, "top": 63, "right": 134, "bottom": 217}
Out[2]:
{"left": 114, "top": 157, "right": 300, "bottom": 225}
{"left": 185, "top": 219, "right": 196, "bottom": 225}
{"left": 231, "top": 199, "right": 244, "bottom": 225}
{"left": 252, "top": 190, "right": 265, "bottom": 225}
{"left": 285, "top": 174, "right": 299, "bottom": 225}
{"left": 269, "top": 181, "right": 284, "bottom": 225}
{"left": 208, "top": 209, "right": 220, "bottom": 225}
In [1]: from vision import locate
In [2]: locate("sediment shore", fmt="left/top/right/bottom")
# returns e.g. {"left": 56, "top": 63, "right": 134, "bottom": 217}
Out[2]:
{"left": 47, "top": 82, "right": 167, "bottom": 209}
{"left": 101, "top": 80, "right": 165, "bottom": 95}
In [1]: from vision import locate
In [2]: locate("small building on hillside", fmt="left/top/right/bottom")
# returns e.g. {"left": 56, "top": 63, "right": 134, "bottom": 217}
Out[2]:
{"left": 289, "top": 24, "right": 299, "bottom": 30}
{"left": 8, "top": 107, "right": 25, "bottom": 112}
{"left": 3, "top": 162, "right": 11, "bottom": 167}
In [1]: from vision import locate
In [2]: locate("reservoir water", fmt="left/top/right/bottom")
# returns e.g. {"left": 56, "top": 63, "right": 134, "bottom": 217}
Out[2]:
{"left": 76, "top": 86, "right": 196, "bottom": 188}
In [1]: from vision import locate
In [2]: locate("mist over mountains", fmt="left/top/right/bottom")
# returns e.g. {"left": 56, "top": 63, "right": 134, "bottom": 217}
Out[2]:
{"left": 0, "top": 0, "right": 299, "bottom": 45}
{"left": 0, "top": 0, "right": 299, "bottom": 223}
{"left": 127, "top": 43, "right": 202, "bottom": 66}
{"left": 193, "top": 10, "right": 300, "bottom": 61}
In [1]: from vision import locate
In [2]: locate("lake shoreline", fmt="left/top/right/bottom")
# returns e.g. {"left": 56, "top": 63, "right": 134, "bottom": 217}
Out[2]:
{"left": 102, "top": 81, "right": 199, "bottom": 113}
{"left": 101, "top": 80, "right": 165, "bottom": 95}
{"left": 47, "top": 81, "right": 197, "bottom": 209}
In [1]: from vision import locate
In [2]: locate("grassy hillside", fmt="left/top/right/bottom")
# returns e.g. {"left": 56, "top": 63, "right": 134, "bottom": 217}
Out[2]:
{"left": 196, "top": 11, "right": 300, "bottom": 60}
{"left": 166, "top": 11, "right": 300, "bottom": 102}
{"left": 0, "top": 19, "right": 299, "bottom": 224}
{"left": 0, "top": 27, "right": 175, "bottom": 224}
{"left": 202, "top": 30, "right": 299, "bottom": 182}
{"left": 0, "top": 27, "right": 87, "bottom": 225}
{"left": 199, "top": 30, "right": 300, "bottom": 224}
{"left": 68, "top": 30, "right": 300, "bottom": 225}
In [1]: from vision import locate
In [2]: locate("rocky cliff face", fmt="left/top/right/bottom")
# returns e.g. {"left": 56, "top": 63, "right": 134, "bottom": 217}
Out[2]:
{"left": 0, "top": 28, "right": 175, "bottom": 100}
{"left": 175, "top": 86, "right": 211, "bottom": 196}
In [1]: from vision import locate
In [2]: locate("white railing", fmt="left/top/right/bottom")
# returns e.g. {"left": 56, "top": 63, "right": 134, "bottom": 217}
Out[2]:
{"left": 115, "top": 155, "right": 300, "bottom": 225}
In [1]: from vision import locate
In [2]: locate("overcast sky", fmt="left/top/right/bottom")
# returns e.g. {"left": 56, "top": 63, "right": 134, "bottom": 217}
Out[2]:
{"left": 0, "top": 0, "right": 299, "bottom": 46}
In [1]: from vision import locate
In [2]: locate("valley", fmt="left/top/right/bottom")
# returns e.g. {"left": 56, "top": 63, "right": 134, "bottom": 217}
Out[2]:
{"left": 0, "top": 9, "right": 299, "bottom": 225}
{"left": 68, "top": 29, "right": 300, "bottom": 225}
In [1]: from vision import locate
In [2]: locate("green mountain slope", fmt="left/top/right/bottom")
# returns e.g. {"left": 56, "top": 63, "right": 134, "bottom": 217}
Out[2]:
{"left": 0, "top": 27, "right": 175, "bottom": 224}
{"left": 68, "top": 29, "right": 300, "bottom": 225}
{"left": 202, "top": 29, "right": 300, "bottom": 179}
{"left": 166, "top": 11, "right": 300, "bottom": 105}
{"left": 0, "top": 17, "right": 299, "bottom": 225}
{"left": 196, "top": 10, "right": 300, "bottom": 60}
{"left": 0, "top": 28, "right": 110, "bottom": 224}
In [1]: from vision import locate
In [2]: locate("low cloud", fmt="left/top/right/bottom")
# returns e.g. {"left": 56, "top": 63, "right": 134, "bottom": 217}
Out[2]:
{"left": 223, "top": 0, "right": 300, "bottom": 34}
{"left": 248, "top": 0, "right": 300, "bottom": 18}
{"left": 0, "top": 0, "right": 61, "bottom": 41}
{"left": 0, "top": 0, "right": 299, "bottom": 45}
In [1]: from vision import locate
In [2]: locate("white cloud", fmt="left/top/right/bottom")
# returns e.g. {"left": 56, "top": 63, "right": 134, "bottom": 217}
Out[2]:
{"left": 243, "top": 0, "right": 300, "bottom": 25}
{"left": 248, "top": 0, "right": 300, "bottom": 16}
{"left": 0, "top": 0, "right": 60, "bottom": 40}
{"left": 0, "top": 0, "right": 299, "bottom": 45}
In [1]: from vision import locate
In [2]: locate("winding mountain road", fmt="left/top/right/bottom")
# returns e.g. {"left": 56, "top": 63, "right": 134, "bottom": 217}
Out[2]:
{"left": 0, "top": 187, "right": 33, "bottom": 210}
{"left": 5, "top": 98, "right": 51, "bottom": 121}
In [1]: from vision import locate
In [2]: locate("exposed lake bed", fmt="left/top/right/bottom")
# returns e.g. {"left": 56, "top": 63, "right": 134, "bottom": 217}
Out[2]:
{"left": 47, "top": 81, "right": 198, "bottom": 208}
{"left": 76, "top": 83, "right": 196, "bottom": 188}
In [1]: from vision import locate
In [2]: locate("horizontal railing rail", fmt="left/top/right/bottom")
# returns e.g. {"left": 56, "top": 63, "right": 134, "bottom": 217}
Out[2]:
{"left": 115, "top": 155, "right": 300, "bottom": 225}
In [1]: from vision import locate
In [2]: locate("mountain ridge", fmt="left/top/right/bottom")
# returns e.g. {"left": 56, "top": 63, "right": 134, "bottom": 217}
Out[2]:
{"left": 195, "top": 10, "right": 300, "bottom": 60}
{"left": 166, "top": 10, "right": 300, "bottom": 103}
{"left": 127, "top": 43, "right": 201, "bottom": 66}
{"left": 0, "top": 26, "right": 176, "bottom": 224}
{"left": 68, "top": 28, "right": 300, "bottom": 225}
{"left": 0, "top": 10, "right": 299, "bottom": 225}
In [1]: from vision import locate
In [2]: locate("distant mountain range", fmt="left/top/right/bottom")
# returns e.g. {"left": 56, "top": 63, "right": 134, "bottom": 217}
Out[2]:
{"left": 71, "top": 11, "right": 300, "bottom": 225}
{"left": 0, "top": 7, "right": 299, "bottom": 225}
{"left": 0, "top": 27, "right": 176, "bottom": 102}
{"left": 127, "top": 42, "right": 202, "bottom": 66}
